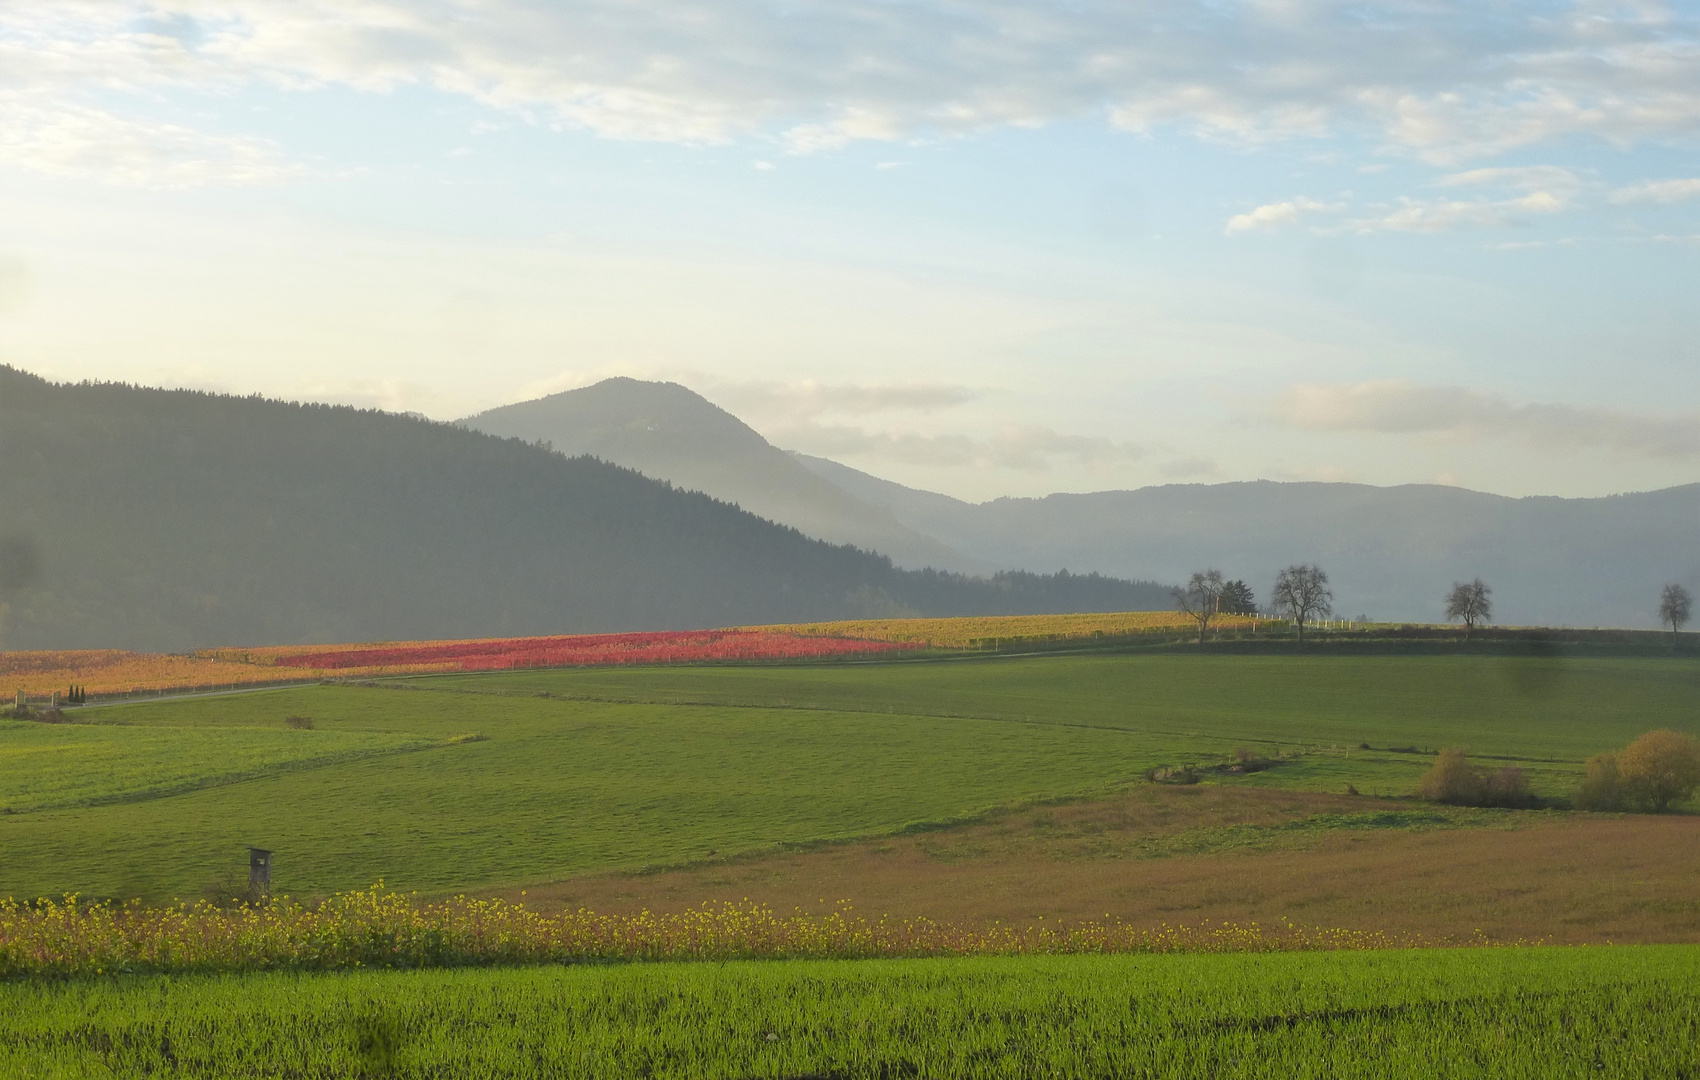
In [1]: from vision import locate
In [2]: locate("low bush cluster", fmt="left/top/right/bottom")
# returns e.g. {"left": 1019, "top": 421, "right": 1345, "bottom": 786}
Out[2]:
{"left": 1416, "top": 749, "right": 1535, "bottom": 808}
{"left": 1143, "top": 765, "right": 1202, "bottom": 785}
{"left": 1574, "top": 729, "right": 1700, "bottom": 812}
{"left": 4, "top": 705, "right": 65, "bottom": 723}
{"left": 1227, "top": 746, "right": 1275, "bottom": 773}
{"left": 1418, "top": 730, "right": 1700, "bottom": 813}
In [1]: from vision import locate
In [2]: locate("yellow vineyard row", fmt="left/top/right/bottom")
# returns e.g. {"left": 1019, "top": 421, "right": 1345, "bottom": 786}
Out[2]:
{"left": 759, "top": 610, "right": 1259, "bottom": 648}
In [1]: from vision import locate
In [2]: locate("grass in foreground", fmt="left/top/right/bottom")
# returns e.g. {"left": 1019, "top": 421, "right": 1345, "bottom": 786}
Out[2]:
{"left": 2, "top": 948, "right": 1696, "bottom": 1078}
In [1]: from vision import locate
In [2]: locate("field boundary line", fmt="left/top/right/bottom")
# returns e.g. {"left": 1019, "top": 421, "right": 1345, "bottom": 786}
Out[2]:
{"left": 1, "top": 735, "right": 454, "bottom": 817}
{"left": 64, "top": 679, "right": 1600, "bottom": 771}
{"left": 459, "top": 784, "right": 1155, "bottom": 896}
{"left": 350, "top": 681, "right": 1594, "bottom": 764}
{"left": 67, "top": 681, "right": 325, "bottom": 710}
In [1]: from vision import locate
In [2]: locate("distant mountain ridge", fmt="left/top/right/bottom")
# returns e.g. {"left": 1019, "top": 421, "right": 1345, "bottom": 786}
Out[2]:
{"left": 795, "top": 455, "right": 1700, "bottom": 628}
{"left": 461, "top": 379, "right": 976, "bottom": 571}
{"left": 463, "top": 377, "right": 1695, "bottom": 627}
{"left": 0, "top": 367, "right": 1169, "bottom": 651}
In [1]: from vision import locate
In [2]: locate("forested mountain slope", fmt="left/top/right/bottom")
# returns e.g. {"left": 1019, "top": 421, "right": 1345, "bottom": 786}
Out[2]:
{"left": 0, "top": 368, "right": 1168, "bottom": 650}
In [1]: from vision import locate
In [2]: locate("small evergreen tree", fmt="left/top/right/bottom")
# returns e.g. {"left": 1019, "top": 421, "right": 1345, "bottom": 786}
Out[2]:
{"left": 1218, "top": 580, "right": 1257, "bottom": 616}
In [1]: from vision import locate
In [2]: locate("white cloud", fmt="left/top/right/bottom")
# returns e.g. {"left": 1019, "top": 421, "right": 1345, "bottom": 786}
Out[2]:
{"left": 1608, "top": 177, "right": 1700, "bottom": 204}
{"left": 1318, "top": 164, "right": 1586, "bottom": 234}
{"left": 1225, "top": 197, "right": 1341, "bottom": 235}
{"left": 1349, "top": 190, "right": 1573, "bottom": 233}
{"left": 1488, "top": 237, "right": 1578, "bottom": 250}
{"left": 1438, "top": 166, "right": 1583, "bottom": 192}
{"left": 773, "top": 421, "right": 1145, "bottom": 471}
{"left": 0, "top": 99, "right": 299, "bottom": 186}
{"left": 1269, "top": 380, "right": 1700, "bottom": 458}
{"left": 1, "top": 0, "right": 1698, "bottom": 182}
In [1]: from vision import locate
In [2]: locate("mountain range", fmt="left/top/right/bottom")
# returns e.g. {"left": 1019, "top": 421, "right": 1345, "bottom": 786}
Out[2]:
{"left": 465, "top": 379, "right": 1699, "bottom": 629}
{"left": 0, "top": 367, "right": 1168, "bottom": 651}
{"left": 3, "top": 367, "right": 1691, "bottom": 651}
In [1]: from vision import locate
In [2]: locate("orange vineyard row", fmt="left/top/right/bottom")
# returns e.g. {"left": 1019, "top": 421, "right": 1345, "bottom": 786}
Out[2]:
{"left": 0, "top": 651, "right": 316, "bottom": 698}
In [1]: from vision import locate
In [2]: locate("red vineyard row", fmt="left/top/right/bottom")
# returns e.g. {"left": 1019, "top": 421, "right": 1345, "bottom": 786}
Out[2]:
{"left": 269, "top": 629, "right": 920, "bottom": 671}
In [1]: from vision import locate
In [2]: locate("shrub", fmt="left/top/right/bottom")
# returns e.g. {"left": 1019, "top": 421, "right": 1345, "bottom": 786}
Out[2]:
{"left": 1144, "top": 765, "right": 1201, "bottom": 785}
{"left": 1480, "top": 766, "right": 1535, "bottom": 809}
{"left": 1417, "top": 748, "right": 1482, "bottom": 805}
{"left": 1226, "top": 747, "right": 1273, "bottom": 774}
{"left": 1574, "top": 753, "right": 1622, "bottom": 811}
{"left": 1617, "top": 729, "right": 1700, "bottom": 813}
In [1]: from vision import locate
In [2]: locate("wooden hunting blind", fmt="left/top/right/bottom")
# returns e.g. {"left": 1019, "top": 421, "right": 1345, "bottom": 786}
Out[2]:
{"left": 248, "top": 847, "right": 272, "bottom": 895}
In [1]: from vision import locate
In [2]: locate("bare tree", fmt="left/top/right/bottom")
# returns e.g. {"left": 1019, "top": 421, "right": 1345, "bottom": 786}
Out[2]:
{"left": 1173, "top": 569, "right": 1225, "bottom": 644}
{"left": 1444, "top": 578, "right": 1493, "bottom": 639}
{"left": 1271, "top": 564, "right": 1332, "bottom": 645}
{"left": 1660, "top": 583, "right": 1693, "bottom": 644}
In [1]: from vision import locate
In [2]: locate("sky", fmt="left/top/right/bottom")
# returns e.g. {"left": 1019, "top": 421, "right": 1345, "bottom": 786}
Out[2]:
{"left": 1, "top": 1, "right": 1697, "bottom": 502}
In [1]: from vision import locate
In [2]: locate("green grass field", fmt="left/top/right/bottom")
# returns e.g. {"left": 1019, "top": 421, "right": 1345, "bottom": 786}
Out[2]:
{"left": 433, "top": 652, "right": 1696, "bottom": 761}
{"left": 1, "top": 652, "right": 1694, "bottom": 902}
{"left": 2, "top": 947, "right": 1696, "bottom": 1078}
{"left": 0, "top": 723, "right": 432, "bottom": 814}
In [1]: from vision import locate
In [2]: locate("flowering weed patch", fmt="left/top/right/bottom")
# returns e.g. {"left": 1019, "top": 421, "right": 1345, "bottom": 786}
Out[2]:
{"left": 0, "top": 886, "right": 1458, "bottom": 978}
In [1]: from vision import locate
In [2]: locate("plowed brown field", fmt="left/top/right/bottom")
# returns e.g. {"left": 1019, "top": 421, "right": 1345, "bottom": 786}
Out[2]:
{"left": 508, "top": 786, "right": 1700, "bottom": 945}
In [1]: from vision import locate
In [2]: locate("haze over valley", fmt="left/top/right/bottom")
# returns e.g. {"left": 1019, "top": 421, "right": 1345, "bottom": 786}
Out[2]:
{"left": 465, "top": 377, "right": 1698, "bottom": 631}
